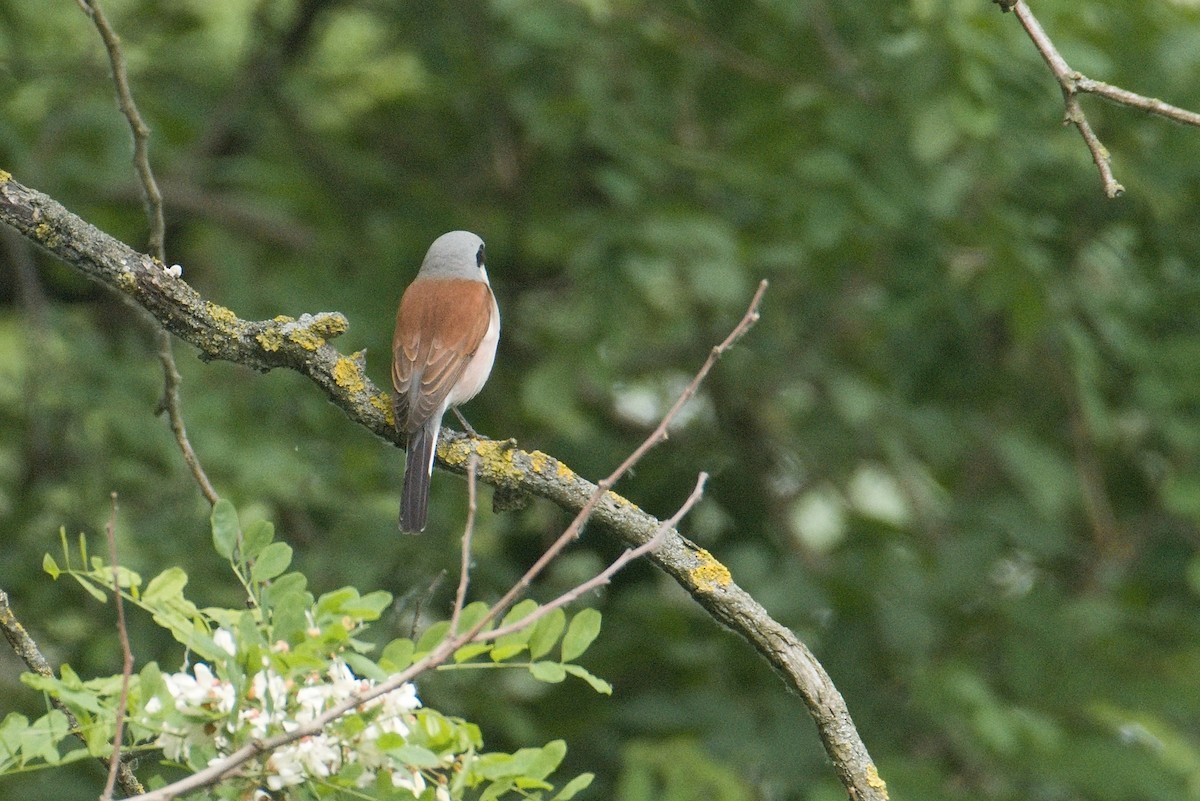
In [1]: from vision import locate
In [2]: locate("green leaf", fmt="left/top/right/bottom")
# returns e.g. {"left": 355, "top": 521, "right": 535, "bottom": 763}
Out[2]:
{"left": 528, "top": 608, "right": 566, "bottom": 660}
{"left": 490, "top": 642, "right": 528, "bottom": 662}
{"left": 210, "top": 499, "right": 240, "bottom": 559}
{"left": 500, "top": 598, "right": 539, "bottom": 629}
{"left": 552, "top": 773, "right": 595, "bottom": 800}
{"left": 529, "top": 661, "right": 567, "bottom": 683}
{"left": 316, "top": 586, "right": 358, "bottom": 617}
{"left": 456, "top": 601, "right": 493, "bottom": 634}
{"left": 42, "top": 553, "right": 60, "bottom": 579}
{"left": 563, "top": 664, "right": 612, "bottom": 695}
{"left": 514, "top": 740, "right": 566, "bottom": 781}
{"left": 388, "top": 744, "right": 443, "bottom": 768}
{"left": 0, "top": 712, "right": 29, "bottom": 766}
{"left": 480, "top": 778, "right": 514, "bottom": 801}
{"left": 492, "top": 600, "right": 538, "bottom": 661}
{"left": 343, "top": 589, "right": 392, "bottom": 620}
{"left": 453, "top": 643, "right": 490, "bottom": 663}
{"left": 240, "top": 519, "right": 274, "bottom": 561}
{"left": 143, "top": 567, "right": 188, "bottom": 605}
{"left": 250, "top": 542, "right": 293, "bottom": 583}
{"left": 261, "top": 572, "right": 309, "bottom": 612}
{"left": 342, "top": 651, "right": 386, "bottom": 681}
{"left": 381, "top": 638, "right": 415, "bottom": 671}
{"left": 415, "top": 621, "right": 451, "bottom": 654}
{"left": 561, "top": 609, "right": 602, "bottom": 661}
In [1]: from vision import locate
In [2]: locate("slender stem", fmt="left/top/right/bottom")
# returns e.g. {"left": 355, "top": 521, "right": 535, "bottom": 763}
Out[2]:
{"left": 449, "top": 454, "right": 479, "bottom": 636}
{"left": 102, "top": 493, "right": 135, "bottom": 801}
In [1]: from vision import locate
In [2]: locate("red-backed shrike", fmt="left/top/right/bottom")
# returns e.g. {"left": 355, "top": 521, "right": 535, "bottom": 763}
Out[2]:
{"left": 392, "top": 231, "right": 500, "bottom": 532}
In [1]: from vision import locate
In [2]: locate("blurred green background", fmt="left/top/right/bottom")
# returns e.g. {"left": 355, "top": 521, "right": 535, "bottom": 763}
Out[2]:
{"left": 3, "top": 0, "right": 1200, "bottom": 798}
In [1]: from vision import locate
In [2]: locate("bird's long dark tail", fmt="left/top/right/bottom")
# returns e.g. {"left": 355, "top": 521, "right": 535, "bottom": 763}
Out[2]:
{"left": 400, "top": 421, "right": 438, "bottom": 533}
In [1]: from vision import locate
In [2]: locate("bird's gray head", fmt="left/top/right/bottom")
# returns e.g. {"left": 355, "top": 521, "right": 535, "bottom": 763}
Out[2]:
{"left": 418, "top": 231, "right": 487, "bottom": 281}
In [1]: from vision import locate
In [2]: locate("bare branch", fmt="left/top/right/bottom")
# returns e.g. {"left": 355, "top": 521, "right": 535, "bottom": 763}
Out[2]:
{"left": 450, "top": 280, "right": 768, "bottom": 650}
{"left": 609, "top": 280, "right": 767, "bottom": 485}
{"left": 481, "top": 472, "right": 708, "bottom": 643}
{"left": 155, "top": 339, "right": 220, "bottom": 504}
{"left": 998, "top": 0, "right": 1200, "bottom": 197}
{"left": 102, "top": 493, "right": 134, "bottom": 801}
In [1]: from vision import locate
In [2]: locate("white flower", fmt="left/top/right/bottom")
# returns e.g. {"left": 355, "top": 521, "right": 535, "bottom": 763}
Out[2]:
{"left": 392, "top": 768, "right": 426, "bottom": 795}
{"left": 152, "top": 655, "right": 432, "bottom": 795}
{"left": 165, "top": 663, "right": 235, "bottom": 715}
{"left": 212, "top": 628, "right": 236, "bottom": 656}
{"left": 265, "top": 746, "right": 307, "bottom": 791}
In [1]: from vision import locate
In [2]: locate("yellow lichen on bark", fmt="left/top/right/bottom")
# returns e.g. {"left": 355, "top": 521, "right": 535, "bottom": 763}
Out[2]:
{"left": 332, "top": 356, "right": 367, "bottom": 393}
{"left": 690, "top": 548, "right": 732, "bottom": 592}
{"left": 439, "top": 438, "right": 524, "bottom": 483}
{"left": 256, "top": 328, "right": 284, "bottom": 352}
{"left": 287, "top": 327, "right": 325, "bottom": 351}
{"left": 866, "top": 765, "right": 888, "bottom": 798}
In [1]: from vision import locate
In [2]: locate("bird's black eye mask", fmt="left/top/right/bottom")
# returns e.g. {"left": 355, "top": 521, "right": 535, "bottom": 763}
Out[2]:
{"left": 476, "top": 244, "right": 485, "bottom": 268}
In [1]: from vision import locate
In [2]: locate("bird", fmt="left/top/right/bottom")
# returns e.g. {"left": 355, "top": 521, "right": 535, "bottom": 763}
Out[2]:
{"left": 392, "top": 231, "right": 500, "bottom": 532}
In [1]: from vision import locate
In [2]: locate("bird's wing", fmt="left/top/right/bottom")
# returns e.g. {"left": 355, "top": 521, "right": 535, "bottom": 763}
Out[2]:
{"left": 392, "top": 278, "right": 494, "bottom": 432}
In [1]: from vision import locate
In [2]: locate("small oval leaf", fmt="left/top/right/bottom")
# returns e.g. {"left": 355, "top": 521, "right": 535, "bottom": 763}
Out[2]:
{"left": 561, "top": 608, "right": 602, "bottom": 662}
{"left": 250, "top": 542, "right": 293, "bottom": 583}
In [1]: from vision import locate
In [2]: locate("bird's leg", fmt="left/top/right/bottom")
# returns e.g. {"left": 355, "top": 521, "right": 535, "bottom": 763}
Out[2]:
{"left": 452, "top": 407, "right": 479, "bottom": 437}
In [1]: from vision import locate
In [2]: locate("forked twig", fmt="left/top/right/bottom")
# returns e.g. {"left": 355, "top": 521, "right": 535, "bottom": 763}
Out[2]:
{"left": 997, "top": 0, "right": 1200, "bottom": 198}
{"left": 449, "top": 279, "right": 766, "bottom": 644}
{"left": 480, "top": 472, "right": 709, "bottom": 642}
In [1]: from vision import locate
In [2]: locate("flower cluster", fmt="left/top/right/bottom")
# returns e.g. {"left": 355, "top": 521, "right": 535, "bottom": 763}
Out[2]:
{"left": 144, "top": 630, "right": 433, "bottom": 795}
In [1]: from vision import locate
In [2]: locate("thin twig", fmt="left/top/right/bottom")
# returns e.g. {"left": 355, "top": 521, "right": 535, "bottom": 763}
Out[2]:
{"left": 1003, "top": 0, "right": 1123, "bottom": 196}
{"left": 450, "top": 280, "right": 767, "bottom": 645}
{"left": 448, "top": 454, "right": 480, "bottom": 636}
{"left": 78, "top": 0, "right": 164, "bottom": 254}
{"left": 102, "top": 493, "right": 135, "bottom": 801}
{"left": 155, "top": 341, "right": 219, "bottom": 504}
{"left": 1076, "top": 75, "right": 1200, "bottom": 128}
{"left": 999, "top": 0, "right": 1200, "bottom": 197}
{"left": 609, "top": 279, "right": 768, "bottom": 484}
{"left": 79, "top": 0, "right": 218, "bottom": 504}
{"left": 481, "top": 472, "right": 708, "bottom": 642}
{"left": 0, "top": 589, "right": 145, "bottom": 797}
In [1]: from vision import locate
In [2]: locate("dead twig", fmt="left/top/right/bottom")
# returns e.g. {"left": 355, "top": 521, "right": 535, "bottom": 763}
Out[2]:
{"left": 997, "top": 0, "right": 1200, "bottom": 198}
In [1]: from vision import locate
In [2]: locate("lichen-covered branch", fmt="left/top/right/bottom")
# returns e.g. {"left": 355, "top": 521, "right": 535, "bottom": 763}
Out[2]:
{"left": 0, "top": 170, "right": 887, "bottom": 801}
{"left": 0, "top": 172, "right": 387, "bottom": 435}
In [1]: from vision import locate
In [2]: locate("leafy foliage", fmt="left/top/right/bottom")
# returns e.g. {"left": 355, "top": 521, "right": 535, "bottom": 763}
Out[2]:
{"left": 17, "top": 502, "right": 599, "bottom": 799}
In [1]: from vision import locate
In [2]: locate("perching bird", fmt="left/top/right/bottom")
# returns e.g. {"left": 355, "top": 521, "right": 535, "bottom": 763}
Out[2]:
{"left": 391, "top": 231, "right": 500, "bottom": 532}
